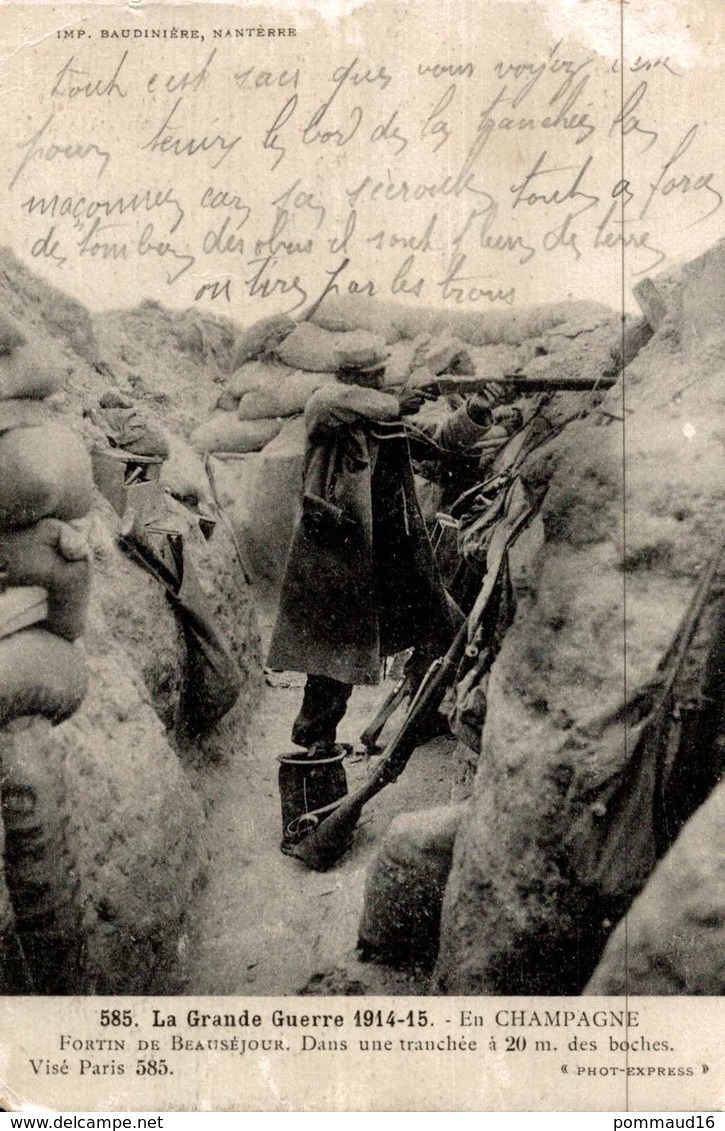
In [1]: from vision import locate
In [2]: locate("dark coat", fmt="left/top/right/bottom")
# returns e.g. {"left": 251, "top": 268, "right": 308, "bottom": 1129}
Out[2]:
{"left": 267, "top": 389, "right": 454, "bottom": 686}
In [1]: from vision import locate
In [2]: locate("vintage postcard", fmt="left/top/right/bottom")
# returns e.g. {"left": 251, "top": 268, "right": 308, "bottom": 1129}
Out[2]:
{"left": 0, "top": 0, "right": 723, "bottom": 1113}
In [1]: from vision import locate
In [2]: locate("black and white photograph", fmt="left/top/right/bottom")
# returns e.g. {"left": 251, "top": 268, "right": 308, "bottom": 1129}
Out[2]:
{"left": 0, "top": 0, "right": 722, "bottom": 1111}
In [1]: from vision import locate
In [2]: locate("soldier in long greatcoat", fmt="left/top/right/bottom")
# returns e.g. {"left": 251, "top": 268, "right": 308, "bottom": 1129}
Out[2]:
{"left": 267, "top": 347, "right": 508, "bottom": 751}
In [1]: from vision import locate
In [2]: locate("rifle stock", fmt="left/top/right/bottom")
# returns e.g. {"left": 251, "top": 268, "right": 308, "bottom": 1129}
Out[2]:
{"left": 291, "top": 624, "right": 468, "bottom": 870}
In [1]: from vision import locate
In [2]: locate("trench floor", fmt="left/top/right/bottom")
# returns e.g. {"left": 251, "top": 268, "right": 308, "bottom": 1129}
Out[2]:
{"left": 183, "top": 602, "right": 460, "bottom": 996}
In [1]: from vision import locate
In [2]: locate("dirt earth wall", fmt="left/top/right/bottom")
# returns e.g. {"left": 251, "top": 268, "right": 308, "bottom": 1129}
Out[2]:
{"left": 434, "top": 256, "right": 725, "bottom": 994}
{"left": 0, "top": 249, "right": 261, "bottom": 992}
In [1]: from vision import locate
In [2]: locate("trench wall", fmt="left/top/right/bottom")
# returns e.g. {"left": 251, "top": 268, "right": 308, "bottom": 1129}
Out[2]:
{"left": 0, "top": 248, "right": 261, "bottom": 992}
{"left": 435, "top": 252, "right": 725, "bottom": 993}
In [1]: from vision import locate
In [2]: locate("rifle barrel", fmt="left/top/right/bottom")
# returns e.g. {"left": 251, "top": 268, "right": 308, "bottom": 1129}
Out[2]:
{"left": 424, "top": 374, "right": 617, "bottom": 393}
{"left": 499, "top": 374, "right": 617, "bottom": 391}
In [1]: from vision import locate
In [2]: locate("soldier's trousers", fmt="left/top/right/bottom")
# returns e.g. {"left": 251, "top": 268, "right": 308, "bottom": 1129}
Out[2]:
{"left": 291, "top": 675, "right": 353, "bottom": 749}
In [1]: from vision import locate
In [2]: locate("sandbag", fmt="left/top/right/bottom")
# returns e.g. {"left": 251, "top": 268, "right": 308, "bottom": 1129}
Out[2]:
{"left": 0, "top": 520, "right": 90, "bottom": 640}
{"left": 358, "top": 804, "right": 465, "bottom": 968}
{"left": 216, "top": 389, "right": 241, "bottom": 412}
{"left": 273, "top": 322, "right": 342, "bottom": 371}
{"left": 310, "top": 294, "right": 401, "bottom": 344}
{"left": 235, "top": 389, "right": 282, "bottom": 421}
{"left": 0, "top": 424, "right": 93, "bottom": 529}
{"left": 0, "top": 309, "right": 27, "bottom": 355}
{"left": 232, "top": 313, "right": 297, "bottom": 369}
{"left": 0, "top": 399, "right": 49, "bottom": 434}
{"left": 226, "top": 361, "right": 336, "bottom": 418}
{"left": 237, "top": 370, "right": 336, "bottom": 420}
{"left": 0, "top": 629, "right": 87, "bottom": 725}
{"left": 421, "top": 336, "right": 475, "bottom": 376}
{"left": 275, "top": 323, "right": 388, "bottom": 373}
{"left": 225, "top": 359, "right": 290, "bottom": 402}
{"left": 190, "top": 412, "right": 282, "bottom": 454}
{"left": 0, "top": 342, "right": 68, "bottom": 401}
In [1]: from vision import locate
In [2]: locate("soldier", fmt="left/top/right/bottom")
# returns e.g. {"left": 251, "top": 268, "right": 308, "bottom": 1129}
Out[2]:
{"left": 267, "top": 343, "right": 513, "bottom": 759}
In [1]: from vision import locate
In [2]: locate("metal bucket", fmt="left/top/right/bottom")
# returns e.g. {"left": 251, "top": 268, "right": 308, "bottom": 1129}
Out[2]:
{"left": 278, "top": 746, "right": 349, "bottom": 852}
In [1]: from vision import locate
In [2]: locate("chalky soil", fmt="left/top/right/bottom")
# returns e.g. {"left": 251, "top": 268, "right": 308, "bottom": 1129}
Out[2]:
{"left": 183, "top": 607, "right": 456, "bottom": 996}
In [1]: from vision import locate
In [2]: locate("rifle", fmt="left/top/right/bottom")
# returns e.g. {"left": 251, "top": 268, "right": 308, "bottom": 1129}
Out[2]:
{"left": 565, "top": 535, "right": 725, "bottom": 902}
{"left": 204, "top": 453, "right": 253, "bottom": 587}
{"left": 420, "top": 372, "right": 618, "bottom": 396}
{"left": 291, "top": 499, "right": 537, "bottom": 870}
{"left": 291, "top": 617, "right": 470, "bottom": 870}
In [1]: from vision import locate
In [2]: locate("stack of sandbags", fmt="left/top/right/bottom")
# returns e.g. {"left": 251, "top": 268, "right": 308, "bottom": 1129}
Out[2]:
{"left": 418, "top": 335, "right": 476, "bottom": 378}
{"left": 193, "top": 353, "right": 311, "bottom": 457}
{"left": 0, "top": 308, "right": 93, "bottom": 992}
{"left": 309, "top": 292, "right": 614, "bottom": 348}
{"left": 520, "top": 312, "right": 623, "bottom": 385}
{"left": 202, "top": 318, "right": 391, "bottom": 458}
{"left": 226, "top": 358, "right": 339, "bottom": 416}
{"left": 0, "top": 334, "right": 92, "bottom": 719}
{"left": 0, "top": 315, "right": 92, "bottom": 725}
{"left": 222, "top": 358, "right": 287, "bottom": 404}
{"left": 358, "top": 804, "right": 465, "bottom": 969}
{"left": 380, "top": 339, "right": 422, "bottom": 387}
{"left": 195, "top": 324, "right": 385, "bottom": 456}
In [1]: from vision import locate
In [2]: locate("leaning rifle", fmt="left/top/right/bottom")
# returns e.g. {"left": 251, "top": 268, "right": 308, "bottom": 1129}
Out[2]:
{"left": 291, "top": 501, "right": 537, "bottom": 870}
{"left": 291, "top": 617, "right": 470, "bottom": 871}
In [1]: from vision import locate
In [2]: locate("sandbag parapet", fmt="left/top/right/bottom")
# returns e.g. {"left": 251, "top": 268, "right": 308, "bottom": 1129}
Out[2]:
{"left": 0, "top": 315, "right": 93, "bottom": 723}
{"left": 0, "top": 312, "right": 94, "bottom": 993}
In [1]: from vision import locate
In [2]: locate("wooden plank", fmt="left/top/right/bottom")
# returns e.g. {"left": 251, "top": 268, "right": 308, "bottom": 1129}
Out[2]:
{"left": 0, "top": 585, "right": 48, "bottom": 638}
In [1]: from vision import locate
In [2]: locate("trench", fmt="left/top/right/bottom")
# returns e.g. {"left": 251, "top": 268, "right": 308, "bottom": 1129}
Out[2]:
{"left": 175, "top": 315, "right": 668, "bottom": 997}
{"left": 1, "top": 242, "right": 723, "bottom": 1000}
{"left": 182, "top": 600, "right": 463, "bottom": 995}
